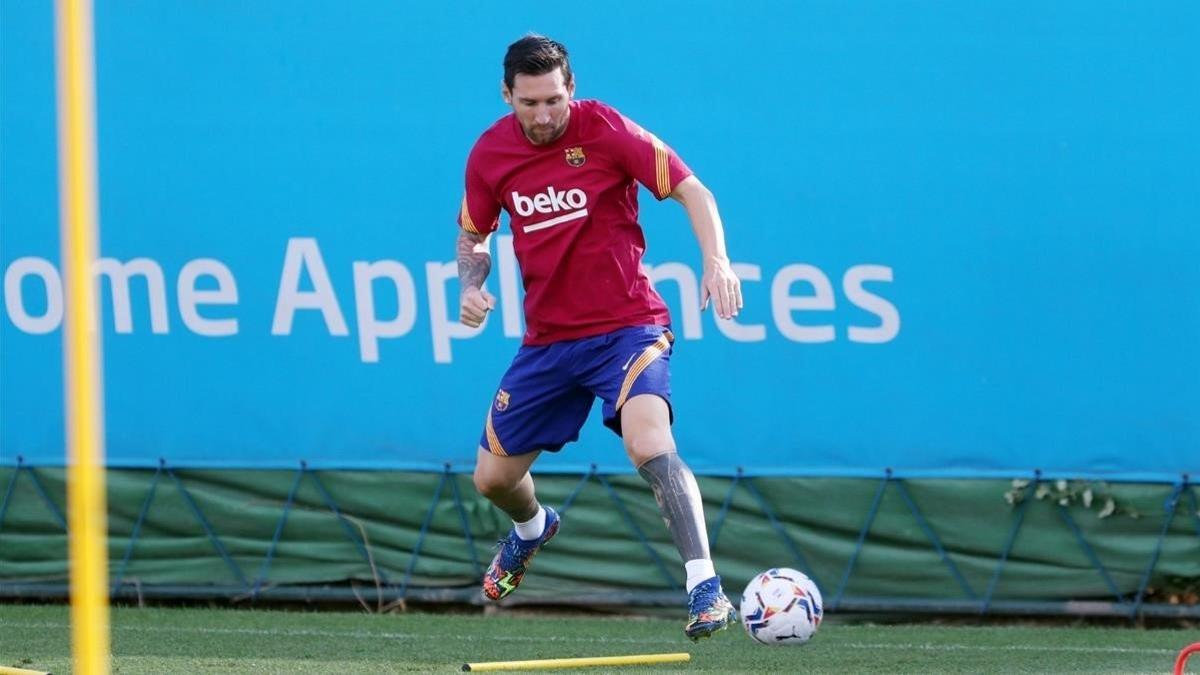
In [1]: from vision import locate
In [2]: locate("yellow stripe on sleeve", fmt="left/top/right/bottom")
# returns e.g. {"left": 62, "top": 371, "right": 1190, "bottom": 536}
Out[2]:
{"left": 651, "top": 135, "right": 670, "bottom": 199}
{"left": 460, "top": 195, "right": 479, "bottom": 234}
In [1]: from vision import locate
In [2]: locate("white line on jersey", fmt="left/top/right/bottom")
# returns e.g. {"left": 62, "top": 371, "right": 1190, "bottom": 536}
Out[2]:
{"left": 522, "top": 208, "right": 588, "bottom": 234}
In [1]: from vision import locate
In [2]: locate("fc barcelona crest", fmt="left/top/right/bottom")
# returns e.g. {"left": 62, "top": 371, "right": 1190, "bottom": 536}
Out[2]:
{"left": 495, "top": 389, "right": 511, "bottom": 412}
{"left": 564, "top": 146, "right": 586, "bottom": 168}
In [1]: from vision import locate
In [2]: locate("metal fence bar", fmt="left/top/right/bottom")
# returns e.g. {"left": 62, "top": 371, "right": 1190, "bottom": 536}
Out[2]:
{"left": 832, "top": 471, "right": 891, "bottom": 609}
{"left": 1189, "top": 482, "right": 1199, "bottom": 540}
{"left": 397, "top": 469, "right": 448, "bottom": 599}
{"left": 7, "top": 581, "right": 1200, "bottom": 617}
{"left": 24, "top": 462, "right": 68, "bottom": 529}
{"left": 557, "top": 465, "right": 596, "bottom": 516}
{"left": 1130, "top": 480, "right": 1185, "bottom": 618}
{"left": 597, "top": 474, "right": 679, "bottom": 589}
{"left": 0, "top": 457, "right": 23, "bottom": 532}
{"left": 111, "top": 463, "right": 164, "bottom": 593}
{"left": 1056, "top": 504, "right": 1126, "bottom": 604}
{"left": 249, "top": 463, "right": 305, "bottom": 599}
{"left": 446, "top": 465, "right": 483, "bottom": 576}
{"left": 741, "top": 477, "right": 821, "bottom": 590}
{"left": 307, "top": 464, "right": 392, "bottom": 585}
{"left": 165, "top": 464, "right": 250, "bottom": 588}
{"left": 709, "top": 468, "right": 742, "bottom": 548}
{"left": 893, "top": 478, "right": 976, "bottom": 600}
{"left": 981, "top": 474, "right": 1038, "bottom": 614}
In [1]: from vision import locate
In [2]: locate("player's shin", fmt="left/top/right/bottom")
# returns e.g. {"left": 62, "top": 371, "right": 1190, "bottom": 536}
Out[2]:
{"left": 636, "top": 451, "right": 715, "bottom": 591}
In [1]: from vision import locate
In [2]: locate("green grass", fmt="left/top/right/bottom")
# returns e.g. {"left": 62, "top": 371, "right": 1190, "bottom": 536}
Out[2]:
{"left": 0, "top": 604, "right": 1195, "bottom": 674}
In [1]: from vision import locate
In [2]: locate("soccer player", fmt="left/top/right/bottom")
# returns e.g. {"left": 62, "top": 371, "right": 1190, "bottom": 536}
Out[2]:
{"left": 457, "top": 34, "right": 742, "bottom": 640}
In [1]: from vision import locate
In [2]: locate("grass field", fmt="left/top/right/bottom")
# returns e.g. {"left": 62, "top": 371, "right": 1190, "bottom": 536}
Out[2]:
{"left": 0, "top": 604, "right": 1196, "bottom": 674}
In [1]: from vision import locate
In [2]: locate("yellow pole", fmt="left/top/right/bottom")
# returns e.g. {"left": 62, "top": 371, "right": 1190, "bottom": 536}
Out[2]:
{"left": 55, "top": 0, "right": 110, "bottom": 673}
{"left": 462, "top": 652, "right": 690, "bottom": 672}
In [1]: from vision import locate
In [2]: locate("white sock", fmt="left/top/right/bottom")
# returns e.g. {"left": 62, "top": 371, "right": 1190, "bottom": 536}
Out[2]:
{"left": 685, "top": 559, "right": 716, "bottom": 593}
{"left": 513, "top": 506, "right": 546, "bottom": 541}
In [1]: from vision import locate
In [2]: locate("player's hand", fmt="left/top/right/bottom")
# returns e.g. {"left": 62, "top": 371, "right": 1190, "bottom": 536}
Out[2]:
{"left": 701, "top": 257, "right": 742, "bottom": 320}
{"left": 460, "top": 286, "right": 496, "bottom": 328}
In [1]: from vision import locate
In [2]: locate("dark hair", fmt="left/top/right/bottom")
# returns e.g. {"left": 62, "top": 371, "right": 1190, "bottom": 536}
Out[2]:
{"left": 503, "top": 34, "right": 572, "bottom": 90}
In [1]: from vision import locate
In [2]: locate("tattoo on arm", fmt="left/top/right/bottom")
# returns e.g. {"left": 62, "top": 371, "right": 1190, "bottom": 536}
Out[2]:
{"left": 457, "top": 229, "right": 492, "bottom": 290}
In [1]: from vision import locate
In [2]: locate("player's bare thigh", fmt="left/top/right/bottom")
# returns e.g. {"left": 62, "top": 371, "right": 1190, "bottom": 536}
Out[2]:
{"left": 473, "top": 445, "right": 541, "bottom": 494}
{"left": 620, "top": 394, "right": 677, "bottom": 468}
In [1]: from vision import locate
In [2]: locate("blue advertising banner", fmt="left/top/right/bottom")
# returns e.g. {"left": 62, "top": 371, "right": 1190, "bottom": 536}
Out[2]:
{"left": 2, "top": 2, "right": 1197, "bottom": 478}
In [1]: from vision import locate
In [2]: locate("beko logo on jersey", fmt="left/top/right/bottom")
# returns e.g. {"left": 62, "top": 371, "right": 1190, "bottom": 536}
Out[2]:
{"left": 511, "top": 187, "right": 590, "bottom": 234}
{"left": 511, "top": 187, "right": 587, "bottom": 217}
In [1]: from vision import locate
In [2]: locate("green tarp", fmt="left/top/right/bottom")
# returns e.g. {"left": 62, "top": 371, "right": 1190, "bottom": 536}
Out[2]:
{"left": 1, "top": 467, "right": 1197, "bottom": 612}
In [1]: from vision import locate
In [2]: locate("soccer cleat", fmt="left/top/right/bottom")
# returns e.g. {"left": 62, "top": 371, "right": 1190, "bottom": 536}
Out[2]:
{"left": 684, "top": 575, "right": 735, "bottom": 641}
{"left": 482, "top": 506, "right": 560, "bottom": 601}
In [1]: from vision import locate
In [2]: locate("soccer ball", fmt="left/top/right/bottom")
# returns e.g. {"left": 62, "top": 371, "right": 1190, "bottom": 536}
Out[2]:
{"left": 739, "top": 567, "right": 823, "bottom": 645}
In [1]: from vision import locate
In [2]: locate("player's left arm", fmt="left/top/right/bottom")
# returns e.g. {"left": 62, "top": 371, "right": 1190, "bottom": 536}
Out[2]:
{"left": 670, "top": 175, "right": 742, "bottom": 319}
{"left": 597, "top": 103, "right": 742, "bottom": 318}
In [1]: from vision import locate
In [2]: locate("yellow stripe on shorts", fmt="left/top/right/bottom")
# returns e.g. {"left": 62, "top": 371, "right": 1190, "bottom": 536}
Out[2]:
{"left": 485, "top": 410, "right": 508, "bottom": 456}
{"left": 615, "top": 332, "right": 673, "bottom": 410}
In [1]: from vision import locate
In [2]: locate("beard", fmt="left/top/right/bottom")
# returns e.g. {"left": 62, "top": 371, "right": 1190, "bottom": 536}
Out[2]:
{"left": 523, "top": 118, "right": 568, "bottom": 145}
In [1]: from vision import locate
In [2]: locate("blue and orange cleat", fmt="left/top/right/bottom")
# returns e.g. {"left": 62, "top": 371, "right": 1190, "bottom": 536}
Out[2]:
{"left": 482, "top": 506, "right": 560, "bottom": 601}
{"left": 684, "top": 575, "right": 735, "bottom": 641}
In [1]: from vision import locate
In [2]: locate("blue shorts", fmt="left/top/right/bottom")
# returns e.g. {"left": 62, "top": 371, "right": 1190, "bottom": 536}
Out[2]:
{"left": 480, "top": 325, "right": 675, "bottom": 457}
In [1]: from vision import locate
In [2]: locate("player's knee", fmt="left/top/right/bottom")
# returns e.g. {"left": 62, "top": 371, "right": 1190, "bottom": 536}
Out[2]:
{"left": 624, "top": 429, "right": 676, "bottom": 467}
{"left": 472, "top": 468, "right": 500, "bottom": 498}
{"left": 619, "top": 396, "right": 673, "bottom": 450}
{"left": 473, "top": 464, "right": 516, "bottom": 499}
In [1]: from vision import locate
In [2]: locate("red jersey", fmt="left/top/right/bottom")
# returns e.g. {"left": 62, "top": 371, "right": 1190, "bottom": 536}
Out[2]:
{"left": 458, "top": 99, "right": 692, "bottom": 345}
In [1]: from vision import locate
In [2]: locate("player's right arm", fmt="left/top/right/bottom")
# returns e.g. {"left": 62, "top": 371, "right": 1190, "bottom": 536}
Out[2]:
{"left": 457, "top": 150, "right": 502, "bottom": 328}
{"left": 458, "top": 229, "right": 495, "bottom": 328}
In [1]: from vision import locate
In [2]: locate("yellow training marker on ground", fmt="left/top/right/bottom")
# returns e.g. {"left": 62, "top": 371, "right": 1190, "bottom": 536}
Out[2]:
{"left": 0, "top": 666, "right": 53, "bottom": 675}
{"left": 462, "top": 652, "right": 689, "bottom": 671}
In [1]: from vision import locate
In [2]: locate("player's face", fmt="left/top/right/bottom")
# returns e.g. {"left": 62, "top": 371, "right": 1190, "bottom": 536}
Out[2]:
{"left": 504, "top": 69, "right": 575, "bottom": 146}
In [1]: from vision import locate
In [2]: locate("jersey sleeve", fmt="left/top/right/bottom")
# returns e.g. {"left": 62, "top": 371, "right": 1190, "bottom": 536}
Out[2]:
{"left": 457, "top": 149, "right": 500, "bottom": 236}
{"left": 600, "top": 104, "right": 694, "bottom": 200}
